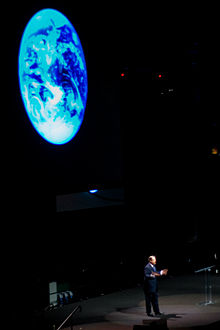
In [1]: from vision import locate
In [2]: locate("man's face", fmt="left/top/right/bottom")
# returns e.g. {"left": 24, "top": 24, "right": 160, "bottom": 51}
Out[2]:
{"left": 151, "top": 257, "right": 157, "bottom": 265}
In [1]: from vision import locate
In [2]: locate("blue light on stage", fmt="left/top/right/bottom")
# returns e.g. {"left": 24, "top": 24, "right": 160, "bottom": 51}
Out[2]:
{"left": 89, "top": 189, "right": 98, "bottom": 194}
{"left": 18, "top": 8, "right": 88, "bottom": 144}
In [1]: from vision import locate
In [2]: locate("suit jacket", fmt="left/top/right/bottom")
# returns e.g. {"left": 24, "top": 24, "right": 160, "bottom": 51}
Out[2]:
{"left": 144, "top": 262, "right": 161, "bottom": 293}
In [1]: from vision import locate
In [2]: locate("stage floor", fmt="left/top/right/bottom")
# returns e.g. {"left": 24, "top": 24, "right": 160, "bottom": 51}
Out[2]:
{"left": 45, "top": 274, "right": 220, "bottom": 329}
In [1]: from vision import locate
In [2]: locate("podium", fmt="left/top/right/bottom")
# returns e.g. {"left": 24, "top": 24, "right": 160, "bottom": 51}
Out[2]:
{"left": 195, "top": 265, "right": 216, "bottom": 305}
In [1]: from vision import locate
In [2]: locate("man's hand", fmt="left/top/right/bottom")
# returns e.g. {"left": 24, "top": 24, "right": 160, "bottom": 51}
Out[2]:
{"left": 152, "top": 269, "right": 168, "bottom": 276}
{"left": 161, "top": 269, "right": 168, "bottom": 275}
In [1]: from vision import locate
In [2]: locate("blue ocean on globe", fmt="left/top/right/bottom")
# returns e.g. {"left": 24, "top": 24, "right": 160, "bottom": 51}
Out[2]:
{"left": 18, "top": 8, "right": 88, "bottom": 144}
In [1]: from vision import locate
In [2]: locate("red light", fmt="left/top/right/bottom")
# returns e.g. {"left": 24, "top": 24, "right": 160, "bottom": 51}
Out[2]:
{"left": 121, "top": 73, "right": 125, "bottom": 77}
{"left": 158, "top": 74, "right": 162, "bottom": 78}
{"left": 211, "top": 147, "right": 218, "bottom": 155}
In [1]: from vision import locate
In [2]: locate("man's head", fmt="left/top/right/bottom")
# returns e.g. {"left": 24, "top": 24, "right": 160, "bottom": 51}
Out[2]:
{"left": 148, "top": 255, "right": 157, "bottom": 265}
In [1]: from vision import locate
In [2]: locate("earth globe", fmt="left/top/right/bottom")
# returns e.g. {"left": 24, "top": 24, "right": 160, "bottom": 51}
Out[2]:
{"left": 18, "top": 8, "right": 88, "bottom": 144}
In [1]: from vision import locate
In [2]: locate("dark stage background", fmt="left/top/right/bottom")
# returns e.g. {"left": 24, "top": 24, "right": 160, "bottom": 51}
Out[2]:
{"left": 2, "top": 1, "right": 219, "bottom": 326}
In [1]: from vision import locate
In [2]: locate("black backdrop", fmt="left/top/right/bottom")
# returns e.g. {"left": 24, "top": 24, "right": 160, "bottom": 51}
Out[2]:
{"left": 4, "top": 1, "right": 204, "bottom": 209}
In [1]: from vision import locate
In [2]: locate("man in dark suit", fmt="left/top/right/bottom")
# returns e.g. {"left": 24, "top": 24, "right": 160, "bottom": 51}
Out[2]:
{"left": 143, "top": 255, "right": 168, "bottom": 317}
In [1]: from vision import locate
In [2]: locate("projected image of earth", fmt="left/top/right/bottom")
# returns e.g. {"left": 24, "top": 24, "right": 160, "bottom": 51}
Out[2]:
{"left": 18, "top": 9, "right": 88, "bottom": 144}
